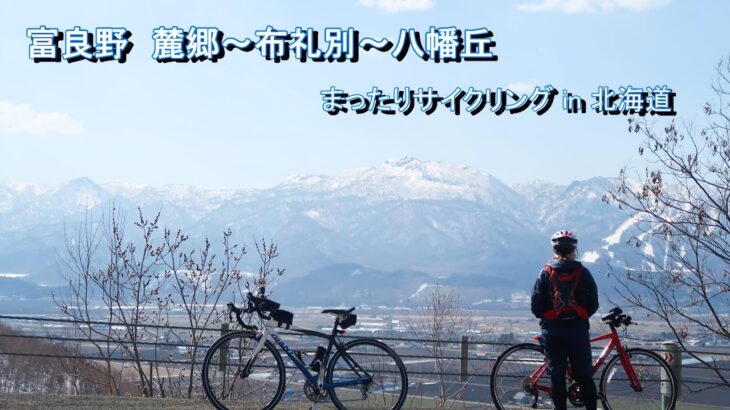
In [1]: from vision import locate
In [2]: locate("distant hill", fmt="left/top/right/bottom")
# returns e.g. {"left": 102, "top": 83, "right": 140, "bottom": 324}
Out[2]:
{"left": 0, "top": 157, "right": 658, "bottom": 301}
{"left": 0, "top": 277, "right": 58, "bottom": 299}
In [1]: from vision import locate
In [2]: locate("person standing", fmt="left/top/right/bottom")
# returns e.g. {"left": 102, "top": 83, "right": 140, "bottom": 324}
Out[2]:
{"left": 531, "top": 230, "right": 599, "bottom": 410}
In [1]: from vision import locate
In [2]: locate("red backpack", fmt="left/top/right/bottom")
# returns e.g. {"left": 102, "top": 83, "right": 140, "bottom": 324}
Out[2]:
{"left": 542, "top": 265, "right": 589, "bottom": 321}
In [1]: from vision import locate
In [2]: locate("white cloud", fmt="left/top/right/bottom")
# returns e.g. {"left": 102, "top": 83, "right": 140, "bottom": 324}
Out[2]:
{"left": 358, "top": 0, "right": 436, "bottom": 13}
{"left": 507, "top": 81, "right": 538, "bottom": 94}
{"left": 514, "top": 0, "right": 670, "bottom": 13}
{"left": 0, "top": 101, "right": 85, "bottom": 135}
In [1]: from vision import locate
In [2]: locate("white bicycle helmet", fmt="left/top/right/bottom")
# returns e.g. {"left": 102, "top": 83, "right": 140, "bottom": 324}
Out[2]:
{"left": 551, "top": 230, "right": 578, "bottom": 254}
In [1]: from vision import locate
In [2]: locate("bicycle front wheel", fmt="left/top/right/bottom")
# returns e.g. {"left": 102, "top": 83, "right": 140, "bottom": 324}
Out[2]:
{"left": 600, "top": 347, "right": 677, "bottom": 410}
{"left": 490, "top": 343, "right": 553, "bottom": 409}
{"left": 326, "top": 338, "right": 408, "bottom": 410}
{"left": 201, "top": 331, "right": 286, "bottom": 410}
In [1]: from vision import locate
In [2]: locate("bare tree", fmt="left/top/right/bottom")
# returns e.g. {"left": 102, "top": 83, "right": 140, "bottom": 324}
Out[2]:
{"left": 55, "top": 209, "right": 122, "bottom": 395}
{"left": 605, "top": 56, "right": 730, "bottom": 390}
{"left": 96, "top": 207, "right": 177, "bottom": 397}
{"left": 409, "top": 284, "right": 474, "bottom": 408}
{"left": 243, "top": 237, "right": 286, "bottom": 297}
{"left": 161, "top": 228, "right": 246, "bottom": 398}
{"left": 55, "top": 206, "right": 258, "bottom": 398}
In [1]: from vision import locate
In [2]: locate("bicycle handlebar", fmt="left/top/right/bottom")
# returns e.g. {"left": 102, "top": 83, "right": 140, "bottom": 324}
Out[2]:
{"left": 601, "top": 307, "right": 622, "bottom": 322}
{"left": 227, "top": 302, "right": 255, "bottom": 330}
{"left": 601, "top": 307, "right": 636, "bottom": 328}
{"left": 227, "top": 292, "right": 284, "bottom": 330}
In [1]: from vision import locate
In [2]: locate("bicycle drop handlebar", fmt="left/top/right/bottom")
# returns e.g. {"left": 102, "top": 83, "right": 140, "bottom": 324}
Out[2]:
{"left": 601, "top": 307, "right": 635, "bottom": 329}
{"left": 227, "top": 292, "right": 283, "bottom": 330}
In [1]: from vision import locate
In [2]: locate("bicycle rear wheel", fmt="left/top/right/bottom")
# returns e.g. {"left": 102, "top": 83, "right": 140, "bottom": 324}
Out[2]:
{"left": 490, "top": 343, "right": 553, "bottom": 409}
{"left": 600, "top": 348, "right": 677, "bottom": 410}
{"left": 202, "top": 331, "right": 286, "bottom": 410}
{"left": 325, "top": 338, "right": 408, "bottom": 409}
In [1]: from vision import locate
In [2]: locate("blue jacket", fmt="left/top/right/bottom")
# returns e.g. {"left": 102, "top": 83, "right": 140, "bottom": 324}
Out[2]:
{"left": 531, "top": 259, "right": 599, "bottom": 331}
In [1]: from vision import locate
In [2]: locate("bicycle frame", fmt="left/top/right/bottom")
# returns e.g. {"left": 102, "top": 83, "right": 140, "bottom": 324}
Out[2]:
{"left": 529, "top": 326, "right": 643, "bottom": 394}
{"left": 243, "top": 316, "right": 372, "bottom": 390}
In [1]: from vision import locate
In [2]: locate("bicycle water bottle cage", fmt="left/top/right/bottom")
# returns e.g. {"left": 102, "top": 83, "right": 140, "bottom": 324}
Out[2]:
{"left": 309, "top": 346, "right": 326, "bottom": 372}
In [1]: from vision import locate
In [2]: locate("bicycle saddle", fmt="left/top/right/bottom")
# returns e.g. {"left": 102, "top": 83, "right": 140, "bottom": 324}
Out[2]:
{"left": 321, "top": 307, "right": 355, "bottom": 316}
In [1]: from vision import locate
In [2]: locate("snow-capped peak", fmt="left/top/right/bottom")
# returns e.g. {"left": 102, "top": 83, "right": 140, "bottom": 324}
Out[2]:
{"left": 48, "top": 177, "right": 107, "bottom": 209}
{"left": 273, "top": 157, "right": 522, "bottom": 205}
{"left": 277, "top": 174, "right": 328, "bottom": 188}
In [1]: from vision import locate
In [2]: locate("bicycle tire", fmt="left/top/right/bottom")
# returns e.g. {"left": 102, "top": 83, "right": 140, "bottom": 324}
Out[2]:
{"left": 599, "top": 347, "right": 677, "bottom": 410}
{"left": 490, "top": 343, "right": 552, "bottom": 409}
{"left": 325, "top": 338, "right": 408, "bottom": 410}
{"left": 202, "top": 331, "right": 286, "bottom": 410}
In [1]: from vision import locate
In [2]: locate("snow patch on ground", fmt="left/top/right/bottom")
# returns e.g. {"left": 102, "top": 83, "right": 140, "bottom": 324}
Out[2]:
{"left": 581, "top": 251, "right": 600, "bottom": 264}
{"left": 642, "top": 241, "right": 654, "bottom": 257}
{"left": 603, "top": 214, "right": 641, "bottom": 248}
{"left": 409, "top": 283, "right": 432, "bottom": 299}
{"left": 0, "top": 273, "right": 28, "bottom": 278}
{"left": 304, "top": 209, "right": 321, "bottom": 219}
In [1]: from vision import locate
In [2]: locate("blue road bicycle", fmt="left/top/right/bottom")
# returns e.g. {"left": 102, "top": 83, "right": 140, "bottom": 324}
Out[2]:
{"left": 201, "top": 291, "right": 408, "bottom": 410}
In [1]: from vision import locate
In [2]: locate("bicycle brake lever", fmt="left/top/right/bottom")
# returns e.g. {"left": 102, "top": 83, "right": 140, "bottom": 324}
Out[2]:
{"left": 226, "top": 303, "right": 235, "bottom": 322}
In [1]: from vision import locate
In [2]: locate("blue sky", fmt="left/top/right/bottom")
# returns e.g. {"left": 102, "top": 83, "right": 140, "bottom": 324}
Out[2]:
{"left": 0, "top": 0, "right": 728, "bottom": 189}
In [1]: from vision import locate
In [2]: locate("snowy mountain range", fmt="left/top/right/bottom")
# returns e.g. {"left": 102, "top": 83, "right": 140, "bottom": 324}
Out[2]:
{"left": 0, "top": 158, "right": 653, "bottom": 304}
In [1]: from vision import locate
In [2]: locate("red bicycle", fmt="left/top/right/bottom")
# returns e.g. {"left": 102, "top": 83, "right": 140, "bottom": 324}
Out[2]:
{"left": 490, "top": 307, "right": 678, "bottom": 409}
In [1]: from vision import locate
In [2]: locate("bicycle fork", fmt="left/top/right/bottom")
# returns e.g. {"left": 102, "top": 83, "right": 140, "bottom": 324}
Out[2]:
{"left": 241, "top": 327, "right": 271, "bottom": 378}
{"left": 617, "top": 347, "right": 643, "bottom": 392}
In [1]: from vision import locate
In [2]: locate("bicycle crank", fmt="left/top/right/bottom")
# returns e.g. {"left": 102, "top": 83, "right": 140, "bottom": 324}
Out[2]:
{"left": 521, "top": 377, "right": 540, "bottom": 408}
{"left": 568, "top": 383, "right": 585, "bottom": 407}
{"left": 303, "top": 380, "right": 328, "bottom": 403}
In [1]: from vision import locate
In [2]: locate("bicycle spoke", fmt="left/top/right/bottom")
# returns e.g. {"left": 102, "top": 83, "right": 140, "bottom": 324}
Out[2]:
{"left": 601, "top": 349, "right": 676, "bottom": 410}
{"left": 202, "top": 332, "right": 285, "bottom": 409}
{"left": 490, "top": 344, "right": 554, "bottom": 409}
{"left": 327, "top": 339, "right": 407, "bottom": 409}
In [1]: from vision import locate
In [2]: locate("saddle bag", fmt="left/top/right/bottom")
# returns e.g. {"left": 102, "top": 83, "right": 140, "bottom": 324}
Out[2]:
{"left": 339, "top": 313, "right": 357, "bottom": 329}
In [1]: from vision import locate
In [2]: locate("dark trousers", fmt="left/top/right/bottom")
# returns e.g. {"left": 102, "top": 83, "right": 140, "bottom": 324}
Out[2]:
{"left": 542, "top": 325, "right": 597, "bottom": 410}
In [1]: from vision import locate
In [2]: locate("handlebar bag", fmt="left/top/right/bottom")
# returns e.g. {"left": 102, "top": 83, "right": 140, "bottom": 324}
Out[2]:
{"left": 271, "top": 309, "right": 293, "bottom": 329}
{"left": 259, "top": 298, "right": 281, "bottom": 312}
